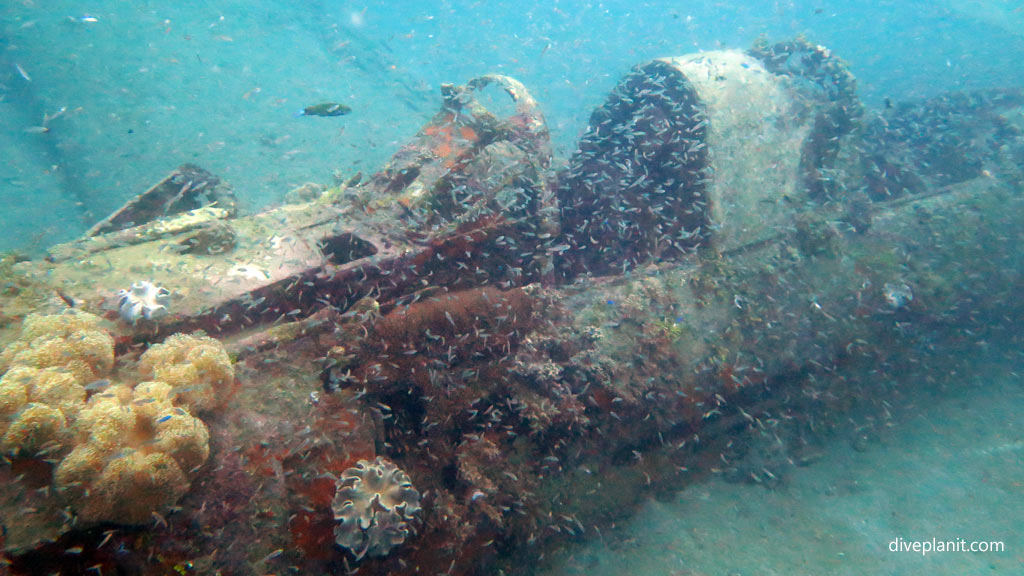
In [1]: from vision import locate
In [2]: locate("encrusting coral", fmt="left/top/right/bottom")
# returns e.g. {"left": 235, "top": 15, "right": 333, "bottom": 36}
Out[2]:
{"left": 332, "top": 456, "right": 422, "bottom": 559}
{"left": 0, "top": 311, "right": 234, "bottom": 526}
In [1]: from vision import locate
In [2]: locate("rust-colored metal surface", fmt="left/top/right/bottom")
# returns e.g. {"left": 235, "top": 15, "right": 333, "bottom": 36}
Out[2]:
{"left": 1, "top": 44, "right": 1021, "bottom": 576}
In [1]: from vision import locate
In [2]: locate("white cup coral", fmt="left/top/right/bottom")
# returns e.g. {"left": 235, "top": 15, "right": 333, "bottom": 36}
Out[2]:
{"left": 117, "top": 280, "right": 171, "bottom": 323}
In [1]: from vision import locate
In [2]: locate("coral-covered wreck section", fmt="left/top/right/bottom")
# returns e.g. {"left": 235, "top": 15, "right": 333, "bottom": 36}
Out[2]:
{"left": 332, "top": 457, "right": 422, "bottom": 559}
{"left": 0, "top": 311, "right": 234, "bottom": 551}
{"left": 0, "top": 39, "right": 1021, "bottom": 576}
{"left": 54, "top": 380, "right": 211, "bottom": 524}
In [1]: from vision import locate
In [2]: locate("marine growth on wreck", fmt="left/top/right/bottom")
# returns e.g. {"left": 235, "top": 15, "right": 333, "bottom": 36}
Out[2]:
{"left": 0, "top": 18, "right": 1021, "bottom": 576}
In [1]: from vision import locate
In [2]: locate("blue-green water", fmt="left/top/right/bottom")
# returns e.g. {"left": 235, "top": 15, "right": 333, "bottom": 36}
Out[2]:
{"left": 2, "top": 2, "right": 1022, "bottom": 574}
{"left": 3, "top": 1, "right": 1023, "bottom": 252}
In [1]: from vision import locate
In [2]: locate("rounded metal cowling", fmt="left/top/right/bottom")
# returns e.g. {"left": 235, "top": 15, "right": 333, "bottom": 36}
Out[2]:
{"left": 555, "top": 59, "right": 709, "bottom": 278}
{"left": 555, "top": 44, "right": 859, "bottom": 279}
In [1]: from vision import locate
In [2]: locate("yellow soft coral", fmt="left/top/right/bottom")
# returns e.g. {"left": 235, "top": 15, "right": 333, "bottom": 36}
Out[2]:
{"left": 55, "top": 382, "right": 210, "bottom": 524}
{"left": 0, "top": 366, "right": 86, "bottom": 457}
{"left": 0, "top": 313, "right": 229, "bottom": 527}
{"left": 81, "top": 451, "right": 189, "bottom": 524}
{"left": 20, "top": 308, "right": 106, "bottom": 341}
{"left": 1, "top": 403, "right": 68, "bottom": 456}
{"left": 0, "top": 367, "right": 31, "bottom": 431}
{"left": 0, "top": 310, "right": 113, "bottom": 382}
{"left": 137, "top": 333, "right": 234, "bottom": 412}
{"left": 28, "top": 368, "right": 86, "bottom": 420}
{"left": 0, "top": 311, "right": 109, "bottom": 457}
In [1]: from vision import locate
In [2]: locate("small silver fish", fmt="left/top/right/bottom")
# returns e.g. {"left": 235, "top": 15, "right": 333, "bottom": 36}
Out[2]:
{"left": 84, "top": 379, "right": 112, "bottom": 391}
{"left": 14, "top": 63, "right": 31, "bottom": 82}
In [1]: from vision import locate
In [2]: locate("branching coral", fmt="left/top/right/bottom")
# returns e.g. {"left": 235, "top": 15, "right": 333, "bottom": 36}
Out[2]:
{"left": 332, "top": 456, "right": 422, "bottom": 559}
{"left": 136, "top": 333, "right": 235, "bottom": 412}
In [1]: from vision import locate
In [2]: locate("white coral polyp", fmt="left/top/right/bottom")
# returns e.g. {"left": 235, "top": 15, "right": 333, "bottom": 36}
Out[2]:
{"left": 117, "top": 281, "right": 171, "bottom": 323}
{"left": 332, "top": 456, "right": 422, "bottom": 559}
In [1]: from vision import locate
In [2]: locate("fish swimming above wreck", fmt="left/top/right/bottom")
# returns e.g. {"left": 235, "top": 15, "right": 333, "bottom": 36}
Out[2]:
{"left": 298, "top": 102, "right": 352, "bottom": 117}
{"left": 0, "top": 28, "right": 1021, "bottom": 576}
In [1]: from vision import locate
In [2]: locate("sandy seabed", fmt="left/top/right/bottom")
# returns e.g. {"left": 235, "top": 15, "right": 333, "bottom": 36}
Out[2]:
{"left": 542, "top": 358, "right": 1023, "bottom": 576}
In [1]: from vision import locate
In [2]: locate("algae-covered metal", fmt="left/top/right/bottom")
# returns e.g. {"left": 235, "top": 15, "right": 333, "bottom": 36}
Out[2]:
{"left": 0, "top": 39, "right": 1020, "bottom": 576}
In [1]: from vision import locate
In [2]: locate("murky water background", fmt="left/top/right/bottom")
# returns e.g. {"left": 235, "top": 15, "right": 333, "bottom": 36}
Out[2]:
{"left": 3, "top": 1, "right": 1023, "bottom": 253}
{"left": 2, "top": 1, "right": 1022, "bottom": 573}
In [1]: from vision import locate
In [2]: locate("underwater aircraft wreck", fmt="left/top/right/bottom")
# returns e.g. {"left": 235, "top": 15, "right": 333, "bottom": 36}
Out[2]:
{"left": 0, "top": 38, "right": 1021, "bottom": 574}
